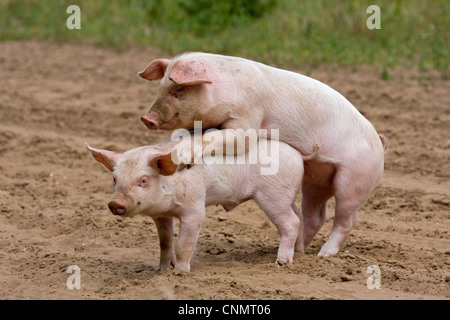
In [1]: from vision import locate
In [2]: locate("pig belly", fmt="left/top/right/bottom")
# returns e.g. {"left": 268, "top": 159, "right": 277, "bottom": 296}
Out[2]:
{"left": 303, "top": 160, "right": 336, "bottom": 188}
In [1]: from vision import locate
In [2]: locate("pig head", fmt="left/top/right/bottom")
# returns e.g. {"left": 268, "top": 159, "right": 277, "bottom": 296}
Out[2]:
{"left": 139, "top": 58, "right": 237, "bottom": 131}
{"left": 85, "top": 143, "right": 178, "bottom": 217}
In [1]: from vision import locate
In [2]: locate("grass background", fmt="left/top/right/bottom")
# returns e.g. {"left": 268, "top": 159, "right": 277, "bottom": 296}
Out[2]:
{"left": 0, "top": 0, "right": 448, "bottom": 74}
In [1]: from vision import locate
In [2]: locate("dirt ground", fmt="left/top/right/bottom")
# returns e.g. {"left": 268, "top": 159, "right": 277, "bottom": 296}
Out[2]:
{"left": 0, "top": 41, "right": 448, "bottom": 300}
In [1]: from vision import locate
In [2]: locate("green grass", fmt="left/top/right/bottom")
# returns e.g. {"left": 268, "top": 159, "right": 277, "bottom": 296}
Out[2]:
{"left": 0, "top": 0, "right": 448, "bottom": 73}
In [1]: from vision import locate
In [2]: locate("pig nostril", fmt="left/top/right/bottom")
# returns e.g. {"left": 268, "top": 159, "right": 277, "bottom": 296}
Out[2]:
{"left": 108, "top": 202, "right": 127, "bottom": 215}
{"left": 141, "top": 116, "right": 158, "bottom": 130}
{"left": 115, "top": 207, "right": 126, "bottom": 215}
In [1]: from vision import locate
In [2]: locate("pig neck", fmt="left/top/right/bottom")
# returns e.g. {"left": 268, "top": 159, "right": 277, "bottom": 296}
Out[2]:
{"left": 210, "top": 86, "right": 266, "bottom": 130}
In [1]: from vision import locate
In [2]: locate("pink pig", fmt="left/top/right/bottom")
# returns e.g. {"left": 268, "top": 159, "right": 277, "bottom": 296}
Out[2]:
{"left": 139, "top": 53, "right": 388, "bottom": 257}
{"left": 86, "top": 137, "right": 304, "bottom": 272}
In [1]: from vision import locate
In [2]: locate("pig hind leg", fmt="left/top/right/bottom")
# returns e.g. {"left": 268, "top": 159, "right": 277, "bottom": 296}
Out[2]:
{"left": 300, "top": 182, "right": 335, "bottom": 251}
{"left": 255, "top": 193, "right": 301, "bottom": 264}
{"left": 291, "top": 204, "right": 304, "bottom": 253}
{"left": 318, "top": 166, "right": 378, "bottom": 257}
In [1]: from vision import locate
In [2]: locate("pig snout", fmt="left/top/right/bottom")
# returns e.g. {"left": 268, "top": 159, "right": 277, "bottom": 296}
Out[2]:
{"left": 108, "top": 200, "right": 127, "bottom": 216}
{"left": 141, "top": 112, "right": 159, "bottom": 130}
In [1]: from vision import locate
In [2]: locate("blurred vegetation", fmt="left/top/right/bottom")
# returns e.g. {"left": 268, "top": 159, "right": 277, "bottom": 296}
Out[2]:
{"left": 0, "top": 0, "right": 448, "bottom": 73}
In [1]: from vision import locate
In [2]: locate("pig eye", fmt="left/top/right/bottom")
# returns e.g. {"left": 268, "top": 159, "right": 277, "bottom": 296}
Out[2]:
{"left": 138, "top": 176, "right": 149, "bottom": 187}
{"left": 112, "top": 177, "right": 116, "bottom": 186}
{"left": 173, "top": 86, "right": 186, "bottom": 98}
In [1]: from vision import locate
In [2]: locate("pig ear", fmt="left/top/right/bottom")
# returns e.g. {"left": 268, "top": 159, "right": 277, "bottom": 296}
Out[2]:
{"left": 85, "top": 142, "right": 119, "bottom": 172}
{"left": 149, "top": 152, "right": 178, "bottom": 176}
{"left": 169, "top": 60, "right": 212, "bottom": 85}
{"left": 138, "top": 59, "right": 171, "bottom": 81}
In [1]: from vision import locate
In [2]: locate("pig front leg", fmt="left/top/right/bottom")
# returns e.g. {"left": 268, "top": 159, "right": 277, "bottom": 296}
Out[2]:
{"left": 175, "top": 120, "right": 254, "bottom": 168}
{"left": 174, "top": 208, "right": 206, "bottom": 272}
{"left": 153, "top": 217, "right": 176, "bottom": 271}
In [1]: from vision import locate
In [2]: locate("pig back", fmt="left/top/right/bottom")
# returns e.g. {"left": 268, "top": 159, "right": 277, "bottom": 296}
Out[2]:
{"left": 202, "top": 139, "right": 303, "bottom": 206}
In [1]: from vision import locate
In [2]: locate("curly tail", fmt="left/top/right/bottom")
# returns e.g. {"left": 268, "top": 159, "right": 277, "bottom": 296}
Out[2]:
{"left": 379, "top": 134, "right": 388, "bottom": 152}
{"left": 303, "top": 144, "right": 319, "bottom": 161}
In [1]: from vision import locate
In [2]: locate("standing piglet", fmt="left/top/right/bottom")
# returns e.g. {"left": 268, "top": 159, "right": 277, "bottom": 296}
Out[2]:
{"left": 139, "top": 53, "right": 388, "bottom": 256}
{"left": 86, "top": 137, "right": 303, "bottom": 272}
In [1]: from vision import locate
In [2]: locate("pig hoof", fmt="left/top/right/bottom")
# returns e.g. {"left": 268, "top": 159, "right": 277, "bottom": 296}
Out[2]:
{"left": 156, "top": 261, "right": 175, "bottom": 271}
{"left": 276, "top": 259, "right": 293, "bottom": 267}
{"left": 294, "top": 243, "right": 305, "bottom": 254}
{"left": 174, "top": 263, "right": 191, "bottom": 273}
{"left": 317, "top": 246, "right": 339, "bottom": 257}
{"left": 173, "top": 268, "right": 189, "bottom": 275}
{"left": 156, "top": 265, "right": 173, "bottom": 272}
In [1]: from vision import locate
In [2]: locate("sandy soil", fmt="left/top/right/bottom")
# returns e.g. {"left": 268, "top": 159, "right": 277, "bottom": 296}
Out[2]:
{"left": 0, "top": 41, "right": 448, "bottom": 300}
